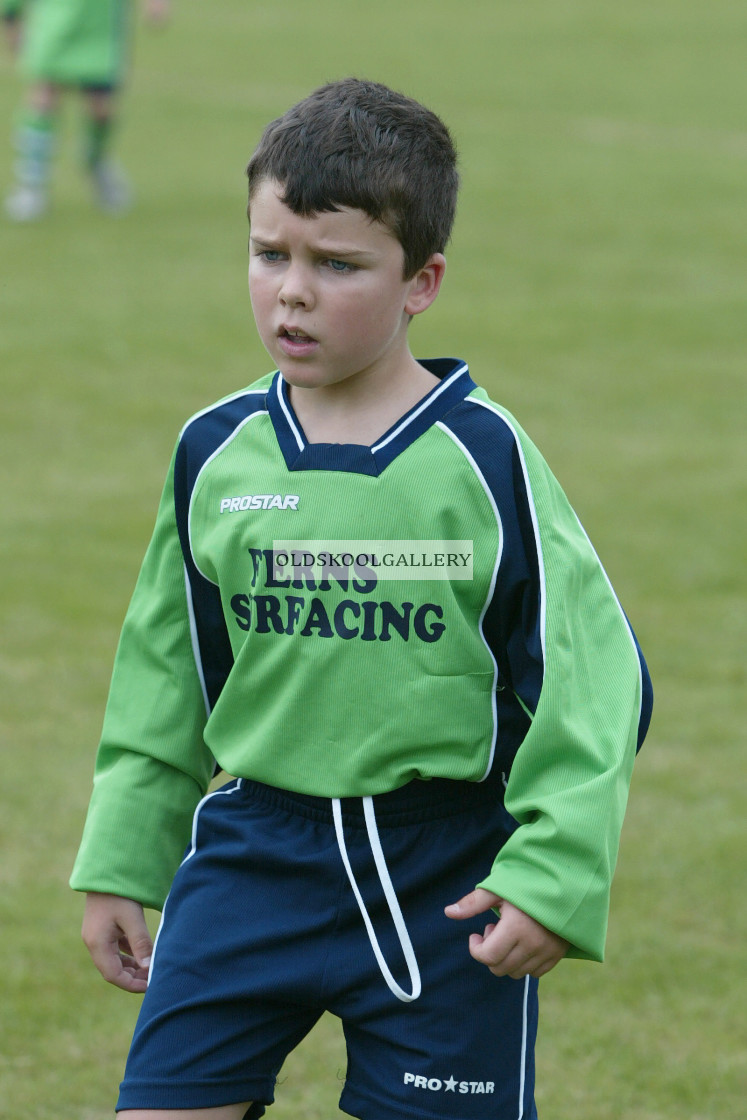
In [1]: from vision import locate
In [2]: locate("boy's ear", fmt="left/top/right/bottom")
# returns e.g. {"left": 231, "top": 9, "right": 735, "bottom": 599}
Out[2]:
{"left": 404, "top": 253, "right": 447, "bottom": 316}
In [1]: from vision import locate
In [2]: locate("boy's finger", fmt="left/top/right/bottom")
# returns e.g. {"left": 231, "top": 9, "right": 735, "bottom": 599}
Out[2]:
{"left": 113, "top": 901, "right": 153, "bottom": 968}
{"left": 469, "top": 922, "right": 514, "bottom": 963}
{"left": 122, "top": 922, "right": 153, "bottom": 969}
{"left": 93, "top": 941, "right": 150, "bottom": 993}
{"left": 444, "top": 887, "right": 502, "bottom": 919}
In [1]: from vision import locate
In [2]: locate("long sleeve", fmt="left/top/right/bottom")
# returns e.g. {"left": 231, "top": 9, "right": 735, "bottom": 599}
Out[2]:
{"left": 468, "top": 405, "right": 651, "bottom": 960}
{"left": 70, "top": 451, "right": 216, "bottom": 909}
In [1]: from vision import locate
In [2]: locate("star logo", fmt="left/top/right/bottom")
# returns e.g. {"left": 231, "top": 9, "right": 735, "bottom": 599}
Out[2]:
{"left": 444, "top": 1076, "right": 458, "bottom": 1092}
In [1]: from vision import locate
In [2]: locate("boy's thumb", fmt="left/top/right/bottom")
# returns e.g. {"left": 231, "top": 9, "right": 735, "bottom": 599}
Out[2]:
{"left": 445, "top": 888, "right": 503, "bottom": 920}
{"left": 127, "top": 923, "right": 154, "bottom": 968}
{"left": 134, "top": 943, "right": 153, "bottom": 969}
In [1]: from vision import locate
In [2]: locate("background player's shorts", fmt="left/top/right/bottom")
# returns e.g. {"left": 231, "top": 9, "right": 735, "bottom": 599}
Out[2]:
{"left": 117, "top": 775, "right": 539, "bottom": 1120}
{"left": 21, "top": 0, "right": 132, "bottom": 87}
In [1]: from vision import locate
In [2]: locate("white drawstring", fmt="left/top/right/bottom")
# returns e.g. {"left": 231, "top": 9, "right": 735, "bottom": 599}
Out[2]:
{"left": 332, "top": 796, "right": 422, "bottom": 1003}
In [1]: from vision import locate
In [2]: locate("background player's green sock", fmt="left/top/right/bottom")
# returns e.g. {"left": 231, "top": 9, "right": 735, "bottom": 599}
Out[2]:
{"left": 82, "top": 115, "right": 114, "bottom": 171}
{"left": 82, "top": 114, "right": 131, "bottom": 212}
{"left": 13, "top": 108, "right": 56, "bottom": 188}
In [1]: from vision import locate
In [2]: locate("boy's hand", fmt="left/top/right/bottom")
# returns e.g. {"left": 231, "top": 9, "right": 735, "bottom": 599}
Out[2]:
{"left": 445, "top": 888, "right": 569, "bottom": 979}
{"left": 81, "top": 892, "right": 153, "bottom": 993}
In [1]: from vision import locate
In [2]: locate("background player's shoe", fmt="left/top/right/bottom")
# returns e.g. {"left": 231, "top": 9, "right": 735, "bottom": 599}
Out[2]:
{"left": 91, "top": 161, "right": 132, "bottom": 214}
{"left": 4, "top": 183, "right": 48, "bottom": 222}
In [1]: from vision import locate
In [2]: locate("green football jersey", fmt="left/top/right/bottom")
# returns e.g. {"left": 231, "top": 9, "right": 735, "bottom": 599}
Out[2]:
{"left": 10, "top": 0, "right": 132, "bottom": 86}
{"left": 71, "top": 360, "right": 651, "bottom": 960}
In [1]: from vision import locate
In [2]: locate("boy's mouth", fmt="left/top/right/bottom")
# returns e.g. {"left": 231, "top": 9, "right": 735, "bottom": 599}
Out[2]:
{"left": 278, "top": 325, "right": 318, "bottom": 356}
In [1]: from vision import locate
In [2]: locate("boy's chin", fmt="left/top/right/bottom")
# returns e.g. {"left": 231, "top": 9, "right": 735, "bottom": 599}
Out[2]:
{"left": 277, "top": 363, "right": 347, "bottom": 392}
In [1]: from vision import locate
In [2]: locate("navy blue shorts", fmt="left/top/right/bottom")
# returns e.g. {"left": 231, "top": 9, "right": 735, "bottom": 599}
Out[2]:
{"left": 118, "top": 776, "right": 539, "bottom": 1119}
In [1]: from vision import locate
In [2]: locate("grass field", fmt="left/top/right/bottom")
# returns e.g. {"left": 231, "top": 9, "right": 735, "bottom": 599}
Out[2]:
{"left": 1, "top": 1, "right": 745, "bottom": 1117}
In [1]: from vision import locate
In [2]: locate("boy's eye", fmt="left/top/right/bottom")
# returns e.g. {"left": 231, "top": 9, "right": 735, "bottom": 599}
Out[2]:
{"left": 326, "top": 259, "right": 355, "bottom": 273}
{"left": 261, "top": 250, "right": 284, "bottom": 262}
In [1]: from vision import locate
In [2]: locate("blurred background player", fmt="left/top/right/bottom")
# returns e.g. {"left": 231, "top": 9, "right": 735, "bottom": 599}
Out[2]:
{"left": 2, "top": 0, "right": 169, "bottom": 221}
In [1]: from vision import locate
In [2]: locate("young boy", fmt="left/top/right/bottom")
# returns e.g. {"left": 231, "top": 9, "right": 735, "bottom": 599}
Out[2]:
{"left": 2, "top": 0, "right": 169, "bottom": 221}
{"left": 71, "top": 78, "right": 653, "bottom": 1120}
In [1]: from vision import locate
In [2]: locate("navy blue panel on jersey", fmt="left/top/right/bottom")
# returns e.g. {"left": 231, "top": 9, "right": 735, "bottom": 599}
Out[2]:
{"left": 624, "top": 614, "right": 653, "bottom": 751}
{"left": 293, "top": 442, "right": 381, "bottom": 475}
{"left": 174, "top": 391, "right": 268, "bottom": 711}
{"left": 442, "top": 400, "right": 545, "bottom": 716}
{"left": 268, "top": 361, "right": 476, "bottom": 475}
{"left": 439, "top": 399, "right": 545, "bottom": 781}
{"left": 636, "top": 645, "right": 653, "bottom": 749}
{"left": 370, "top": 359, "right": 475, "bottom": 470}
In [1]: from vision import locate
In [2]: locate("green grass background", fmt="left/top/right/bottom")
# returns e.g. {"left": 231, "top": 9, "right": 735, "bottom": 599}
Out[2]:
{"left": 1, "top": 1, "right": 745, "bottom": 1117}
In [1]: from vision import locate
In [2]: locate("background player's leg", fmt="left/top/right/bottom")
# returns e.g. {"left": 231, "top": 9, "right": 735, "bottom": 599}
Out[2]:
{"left": 82, "top": 87, "right": 131, "bottom": 212}
{"left": 5, "top": 80, "right": 60, "bottom": 221}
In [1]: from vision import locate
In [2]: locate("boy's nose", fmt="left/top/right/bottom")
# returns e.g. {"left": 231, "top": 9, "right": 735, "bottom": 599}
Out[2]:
{"left": 279, "top": 265, "right": 314, "bottom": 309}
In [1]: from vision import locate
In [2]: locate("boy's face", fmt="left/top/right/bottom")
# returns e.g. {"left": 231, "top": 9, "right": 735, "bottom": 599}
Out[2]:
{"left": 248, "top": 179, "right": 442, "bottom": 394}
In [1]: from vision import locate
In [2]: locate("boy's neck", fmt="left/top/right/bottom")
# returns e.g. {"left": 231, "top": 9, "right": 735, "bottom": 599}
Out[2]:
{"left": 287, "top": 356, "right": 440, "bottom": 446}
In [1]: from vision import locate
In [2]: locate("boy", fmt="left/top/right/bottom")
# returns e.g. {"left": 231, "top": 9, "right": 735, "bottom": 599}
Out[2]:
{"left": 71, "top": 78, "right": 653, "bottom": 1120}
{"left": 2, "top": 0, "right": 169, "bottom": 221}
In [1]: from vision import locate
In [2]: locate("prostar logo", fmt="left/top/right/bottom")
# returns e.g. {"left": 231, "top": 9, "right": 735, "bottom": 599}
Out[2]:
{"left": 403, "top": 1072, "right": 495, "bottom": 1095}
{"left": 220, "top": 494, "right": 299, "bottom": 513}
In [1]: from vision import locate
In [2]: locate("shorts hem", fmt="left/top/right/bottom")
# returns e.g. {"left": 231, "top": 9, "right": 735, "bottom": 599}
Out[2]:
{"left": 117, "top": 1076, "right": 274, "bottom": 1113}
{"left": 340, "top": 1087, "right": 447, "bottom": 1120}
{"left": 340, "top": 1086, "right": 536, "bottom": 1120}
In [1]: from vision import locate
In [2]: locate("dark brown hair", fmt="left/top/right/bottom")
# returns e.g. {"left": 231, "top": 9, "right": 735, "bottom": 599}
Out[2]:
{"left": 246, "top": 78, "right": 459, "bottom": 278}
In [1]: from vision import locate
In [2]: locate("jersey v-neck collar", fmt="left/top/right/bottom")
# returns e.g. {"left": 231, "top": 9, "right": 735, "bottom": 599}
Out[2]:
{"left": 266, "top": 358, "right": 475, "bottom": 475}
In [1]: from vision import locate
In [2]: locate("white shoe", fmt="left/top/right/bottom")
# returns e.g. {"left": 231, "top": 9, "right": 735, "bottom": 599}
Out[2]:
{"left": 91, "top": 162, "right": 132, "bottom": 213}
{"left": 5, "top": 184, "right": 48, "bottom": 221}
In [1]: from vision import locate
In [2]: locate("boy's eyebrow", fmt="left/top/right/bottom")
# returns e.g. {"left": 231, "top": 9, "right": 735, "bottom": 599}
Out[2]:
{"left": 249, "top": 233, "right": 377, "bottom": 259}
